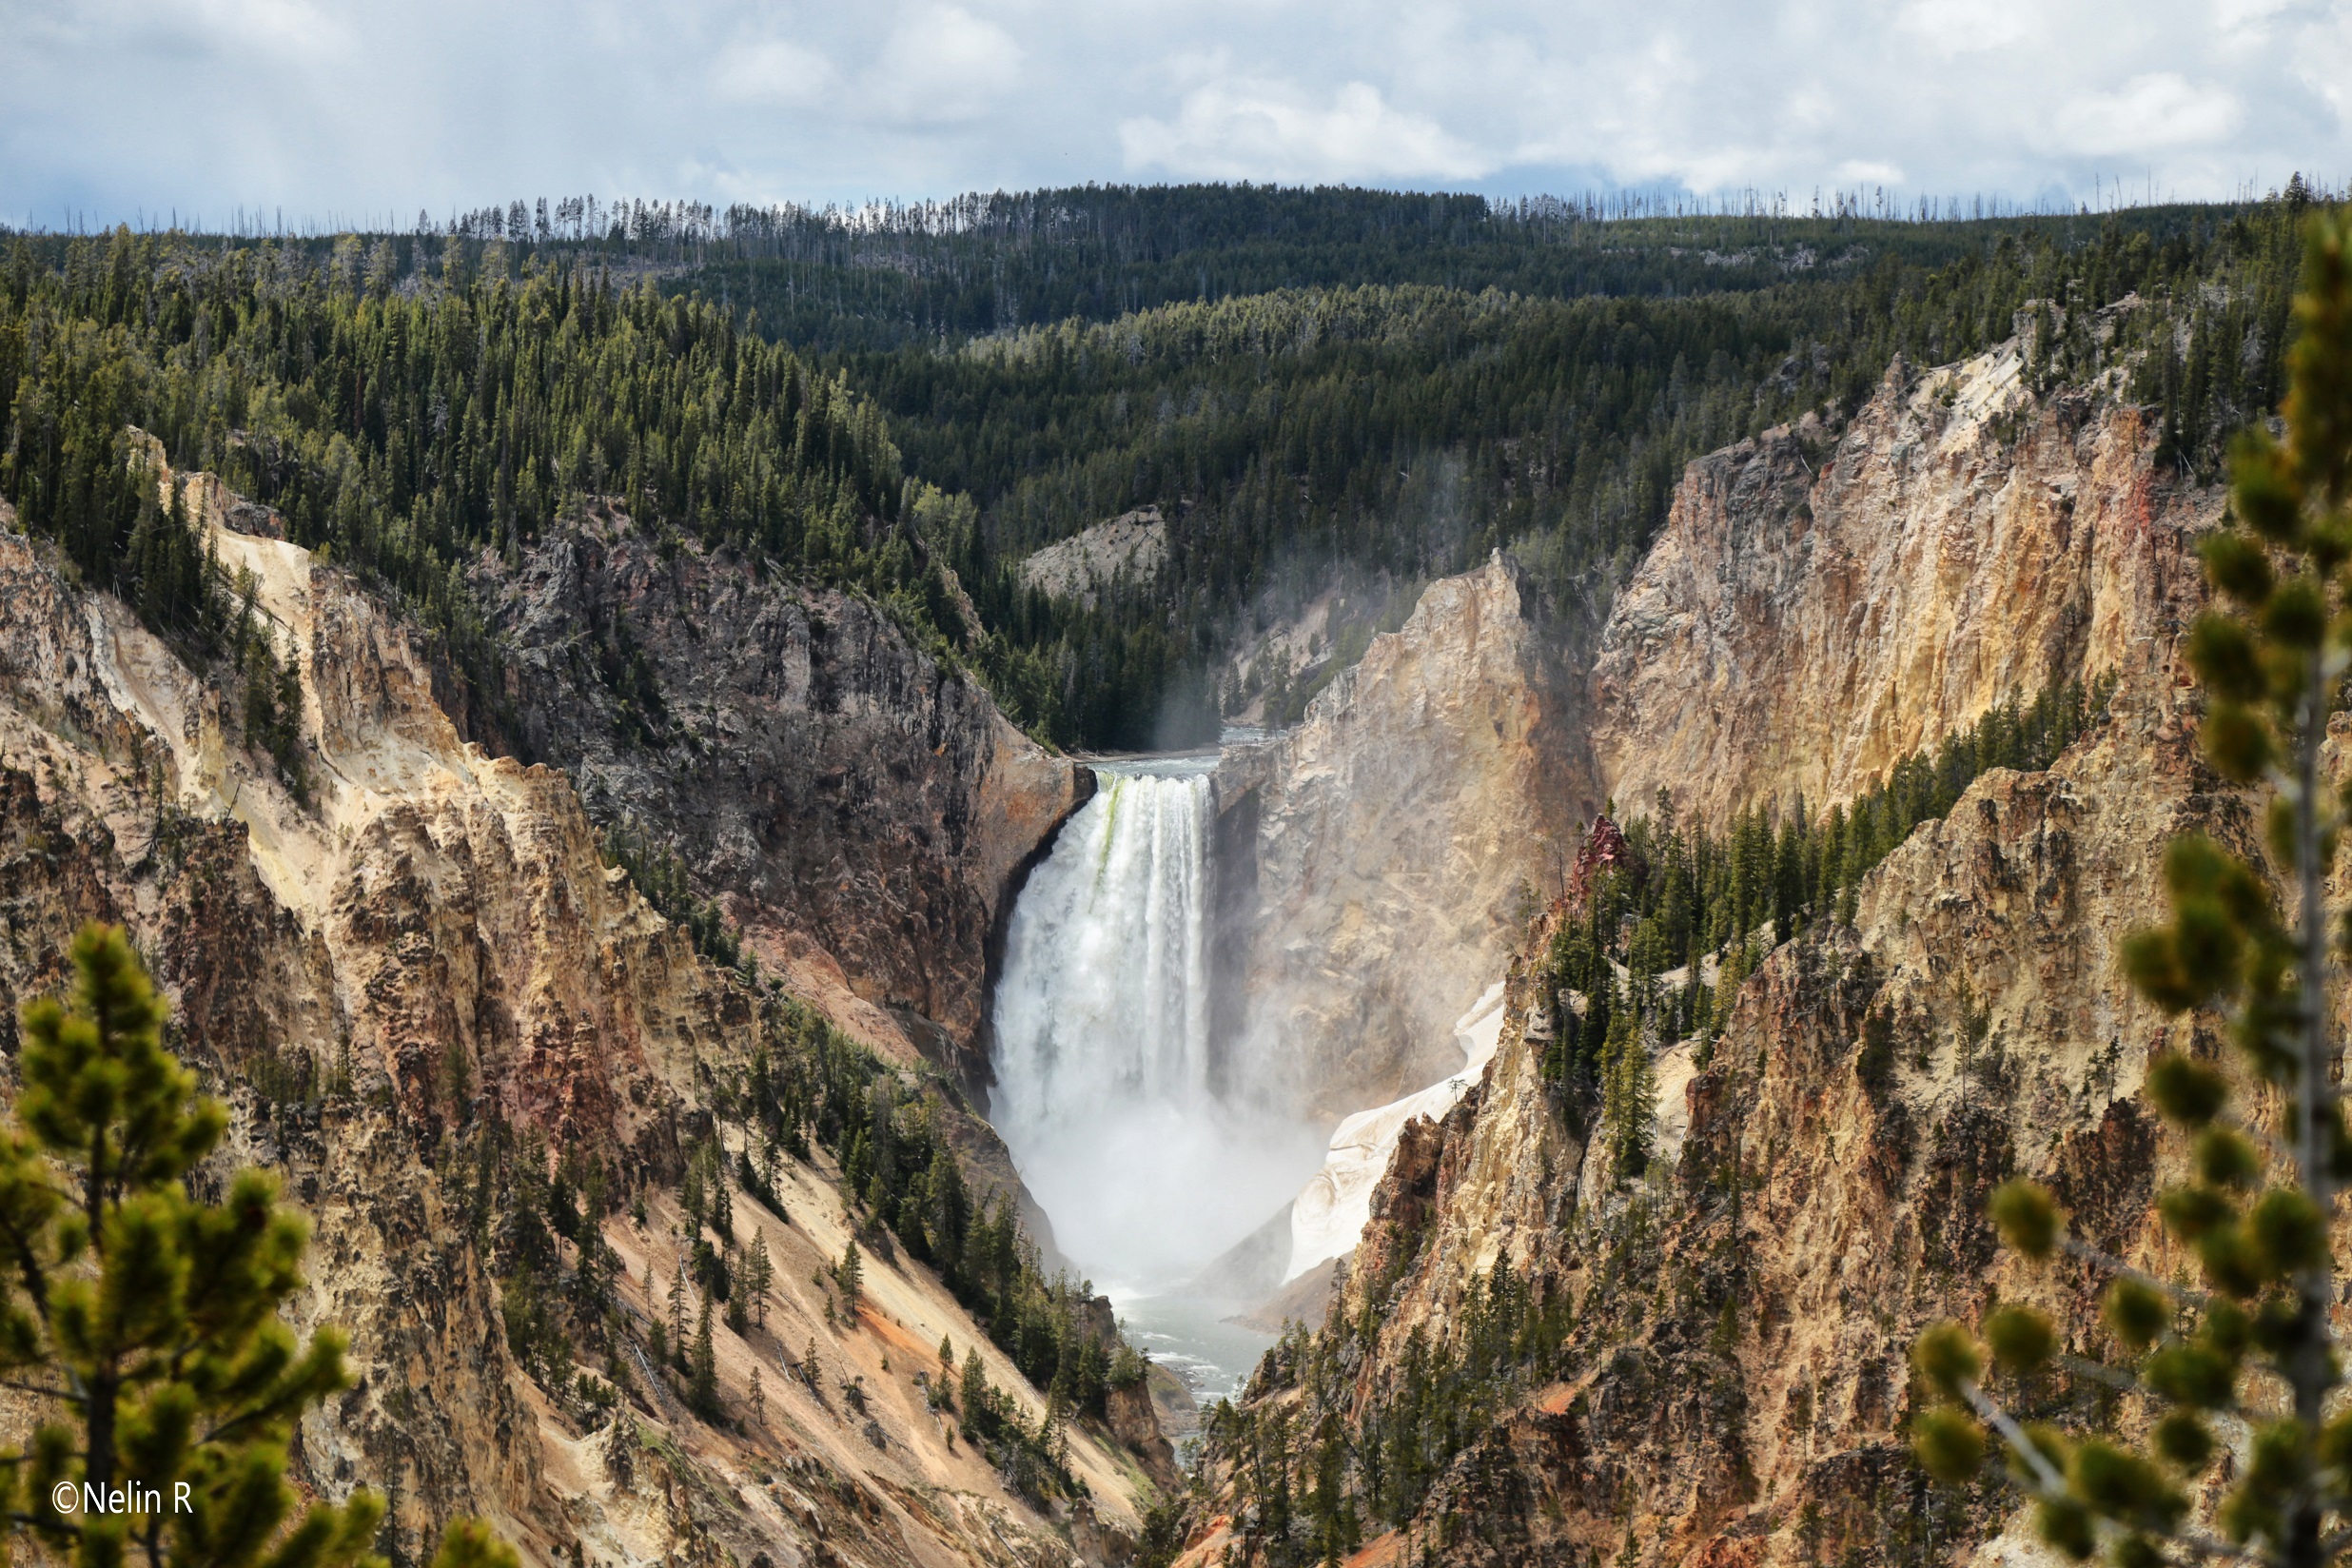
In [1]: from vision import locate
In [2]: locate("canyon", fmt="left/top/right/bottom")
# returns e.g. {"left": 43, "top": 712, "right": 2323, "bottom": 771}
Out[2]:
{"left": 469, "top": 506, "right": 1089, "bottom": 1085}
{"left": 0, "top": 302, "right": 2260, "bottom": 1568}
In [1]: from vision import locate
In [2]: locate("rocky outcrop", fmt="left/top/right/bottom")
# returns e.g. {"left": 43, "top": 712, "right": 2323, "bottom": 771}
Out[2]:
{"left": 1281, "top": 982, "right": 1505, "bottom": 1284}
{"left": 1220, "top": 553, "right": 1597, "bottom": 1114}
{"left": 1594, "top": 342, "right": 2210, "bottom": 823}
{"left": 1284, "top": 694, "right": 2231, "bottom": 1568}
{"left": 1108, "top": 1381, "right": 1181, "bottom": 1490}
{"left": 469, "top": 509, "right": 1088, "bottom": 1078}
{"left": 0, "top": 477, "right": 1159, "bottom": 1566}
{"left": 1020, "top": 506, "right": 1167, "bottom": 606}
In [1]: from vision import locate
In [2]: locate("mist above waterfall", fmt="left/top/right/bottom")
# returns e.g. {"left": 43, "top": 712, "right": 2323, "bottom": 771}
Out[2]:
{"left": 991, "top": 761, "right": 1322, "bottom": 1290}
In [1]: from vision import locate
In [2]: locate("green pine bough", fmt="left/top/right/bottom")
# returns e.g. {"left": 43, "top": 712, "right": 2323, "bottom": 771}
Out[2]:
{"left": 0, "top": 922, "right": 518, "bottom": 1568}
{"left": 1911, "top": 209, "right": 2352, "bottom": 1568}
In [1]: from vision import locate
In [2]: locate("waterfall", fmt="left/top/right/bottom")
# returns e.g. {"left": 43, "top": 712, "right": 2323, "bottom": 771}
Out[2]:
{"left": 993, "top": 762, "right": 1313, "bottom": 1288}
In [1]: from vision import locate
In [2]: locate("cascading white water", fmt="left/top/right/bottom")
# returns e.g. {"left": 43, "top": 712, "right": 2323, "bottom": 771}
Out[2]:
{"left": 992, "top": 761, "right": 1314, "bottom": 1288}
{"left": 997, "top": 767, "right": 1215, "bottom": 1107}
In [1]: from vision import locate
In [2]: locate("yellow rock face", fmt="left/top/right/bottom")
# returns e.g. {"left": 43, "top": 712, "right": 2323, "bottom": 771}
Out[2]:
{"left": 0, "top": 461, "right": 1156, "bottom": 1567}
{"left": 1226, "top": 552, "right": 1599, "bottom": 1115}
{"left": 1595, "top": 344, "right": 2219, "bottom": 826}
{"left": 1241, "top": 344, "right": 2256, "bottom": 1568}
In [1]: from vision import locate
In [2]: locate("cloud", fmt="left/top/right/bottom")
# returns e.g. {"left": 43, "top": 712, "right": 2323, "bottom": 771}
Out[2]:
{"left": 2211, "top": 0, "right": 2293, "bottom": 27}
{"left": 1121, "top": 79, "right": 1491, "bottom": 183}
{"left": 0, "top": 0, "right": 2345, "bottom": 227}
{"left": 1897, "top": 0, "right": 2037, "bottom": 58}
{"left": 858, "top": 4, "right": 1023, "bottom": 126}
{"left": 1834, "top": 160, "right": 1908, "bottom": 187}
{"left": 713, "top": 38, "right": 837, "bottom": 108}
{"left": 2056, "top": 72, "right": 2243, "bottom": 156}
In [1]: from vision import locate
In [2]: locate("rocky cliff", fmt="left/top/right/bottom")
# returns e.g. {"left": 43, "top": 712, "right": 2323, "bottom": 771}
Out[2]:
{"left": 0, "top": 461, "right": 1159, "bottom": 1568}
{"left": 1175, "top": 343, "right": 2236, "bottom": 1568}
{"left": 470, "top": 507, "right": 1088, "bottom": 1082}
{"left": 1220, "top": 554, "right": 1598, "bottom": 1116}
{"left": 1594, "top": 340, "right": 2208, "bottom": 822}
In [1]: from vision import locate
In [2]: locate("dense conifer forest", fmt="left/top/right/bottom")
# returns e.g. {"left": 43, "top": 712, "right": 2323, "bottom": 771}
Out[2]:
{"left": 0, "top": 184, "right": 2321, "bottom": 752}
{"left": 0, "top": 232, "right": 954, "bottom": 742}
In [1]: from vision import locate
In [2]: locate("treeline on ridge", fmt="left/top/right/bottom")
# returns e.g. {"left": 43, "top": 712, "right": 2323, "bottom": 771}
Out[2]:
{"left": 0, "top": 230, "right": 970, "bottom": 749}
{"left": 0, "top": 191, "right": 2322, "bottom": 755}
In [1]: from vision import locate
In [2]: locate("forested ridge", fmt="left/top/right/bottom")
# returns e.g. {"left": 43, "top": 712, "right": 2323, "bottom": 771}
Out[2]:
{"left": 0, "top": 231, "right": 966, "bottom": 747}
{"left": 415, "top": 186, "right": 2250, "bottom": 352}
{"left": 835, "top": 196, "right": 2310, "bottom": 748}
{"left": 0, "top": 184, "right": 2323, "bottom": 755}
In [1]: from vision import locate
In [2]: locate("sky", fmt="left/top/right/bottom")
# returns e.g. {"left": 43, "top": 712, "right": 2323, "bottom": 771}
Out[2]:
{"left": 4, "top": 0, "right": 2350, "bottom": 228}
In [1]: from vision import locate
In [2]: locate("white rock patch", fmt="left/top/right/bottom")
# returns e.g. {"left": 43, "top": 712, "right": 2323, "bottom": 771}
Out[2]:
{"left": 1283, "top": 980, "right": 1507, "bottom": 1281}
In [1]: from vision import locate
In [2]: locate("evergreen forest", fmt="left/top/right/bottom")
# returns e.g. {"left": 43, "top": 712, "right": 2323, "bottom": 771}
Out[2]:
{"left": 0, "top": 184, "right": 2323, "bottom": 752}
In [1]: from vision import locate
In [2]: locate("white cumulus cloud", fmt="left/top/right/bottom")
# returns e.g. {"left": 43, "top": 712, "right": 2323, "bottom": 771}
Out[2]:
{"left": 1121, "top": 79, "right": 1491, "bottom": 183}
{"left": 2056, "top": 72, "right": 2243, "bottom": 156}
{"left": 1897, "top": 0, "right": 2037, "bottom": 58}
{"left": 713, "top": 39, "right": 837, "bottom": 107}
{"left": 858, "top": 4, "right": 1023, "bottom": 126}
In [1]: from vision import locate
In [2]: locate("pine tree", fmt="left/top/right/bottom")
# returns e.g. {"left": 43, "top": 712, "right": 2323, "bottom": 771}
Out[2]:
{"left": 960, "top": 1348, "right": 989, "bottom": 1427}
{"left": 689, "top": 1296, "right": 718, "bottom": 1419}
{"left": 706, "top": 1147, "right": 732, "bottom": 1240}
{"left": 666, "top": 1261, "right": 689, "bottom": 1371}
{"left": 837, "top": 1238, "right": 862, "bottom": 1322}
{"left": 1911, "top": 211, "right": 2352, "bottom": 1568}
{"left": 0, "top": 922, "right": 518, "bottom": 1568}
{"left": 748, "top": 1365, "right": 765, "bottom": 1428}
{"left": 746, "top": 1230, "right": 773, "bottom": 1331}
{"left": 1599, "top": 998, "right": 1653, "bottom": 1185}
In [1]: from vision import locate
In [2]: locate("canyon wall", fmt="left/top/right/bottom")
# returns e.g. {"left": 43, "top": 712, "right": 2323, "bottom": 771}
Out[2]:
{"left": 1178, "top": 343, "right": 2238, "bottom": 1567}
{"left": 470, "top": 509, "right": 1088, "bottom": 1080}
{"left": 1284, "top": 703, "right": 2230, "bottom": 1568}
{"left": 0, "top": 468, "right": 1157, "bottom": 1568}
{"left": 1594, "top": 341, "right": 2209, "bottom": 823}
{"left": 1220, "top": 554, "right": 1598, "bottom": 1116}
